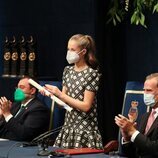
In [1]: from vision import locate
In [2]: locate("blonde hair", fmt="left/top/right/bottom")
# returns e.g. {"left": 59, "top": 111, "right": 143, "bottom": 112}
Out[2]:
{"left": 69, "top": 34, "right": 99, "bottom": 69}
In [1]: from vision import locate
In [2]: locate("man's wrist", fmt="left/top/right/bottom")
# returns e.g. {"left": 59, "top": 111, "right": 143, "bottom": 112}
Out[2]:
{"left": 123, "top": 136, "right": 131, "bottom": 142}
{"left": 128, "top": 128, "right": 137, "bottom": 137}
{"left": 122, "top": 137, "right": 130, "bottom": 144}
{"left": 3, "top": 112, "right": 11, "bottom": 118}
{"left": 4, "top": 113, "right": 13, "bottom": 122}
{"left": 131, "top": 130, "right": 140, "bottom": 142}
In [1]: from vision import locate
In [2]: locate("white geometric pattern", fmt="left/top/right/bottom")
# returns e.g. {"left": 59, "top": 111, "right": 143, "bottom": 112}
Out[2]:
{"left": 54, "top": 66, "right": 103, "bottom": 149}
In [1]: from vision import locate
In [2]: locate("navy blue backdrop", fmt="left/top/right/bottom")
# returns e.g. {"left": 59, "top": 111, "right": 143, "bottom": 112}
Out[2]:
{"left": 0, "top": 0, "right": 158, "bottom": 145}
{"left": 0, "top": 0, "right": 97, "bottom": 79}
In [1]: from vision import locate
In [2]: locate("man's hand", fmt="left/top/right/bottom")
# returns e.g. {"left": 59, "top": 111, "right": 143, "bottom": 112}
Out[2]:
{"left": 115, "top": 114, "right": 137, "bottom": 138}
{"left": 0, "top": 97, "right": 12, "bottom": 118}
{"left": 0, "top": 108, "right": 3, "bottom": 119}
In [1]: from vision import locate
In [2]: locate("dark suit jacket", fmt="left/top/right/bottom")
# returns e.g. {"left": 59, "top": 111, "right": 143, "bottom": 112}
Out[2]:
{"left": 122, "top": 110, "right": 158, "bottom": 158}
{"left": 0, "top": 98, "right": 50, "bottom": 141}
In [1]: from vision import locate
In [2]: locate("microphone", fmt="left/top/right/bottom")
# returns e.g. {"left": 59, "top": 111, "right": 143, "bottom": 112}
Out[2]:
{"left": 21, "top": 127, "right": 63, "bottom": 156}
{"left": 21, "top": 114, "right": 90, "bottom": 156}
{"left": 28, "top": 79, "right": 72, "bottom": 112}
{"left": 23, "top": 107, "right": 91, "bottom": 147}
{"left": 31, "top": 126, "right": 62, "bottom": 143}
{"left": 21, "top": 126, "right": 63, "bottom": 147}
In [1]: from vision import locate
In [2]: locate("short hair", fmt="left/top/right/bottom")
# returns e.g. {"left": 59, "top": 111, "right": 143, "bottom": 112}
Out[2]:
{"left": 146, "top": 73, "right": 158, "bottom": 87}
{"left": 19, "top": 75, "right": 39, "bottom": 95}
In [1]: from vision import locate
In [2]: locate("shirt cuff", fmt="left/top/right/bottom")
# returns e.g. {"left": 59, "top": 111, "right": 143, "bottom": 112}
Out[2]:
{"left": 121, "top": 137, "right": 130, "bottom": 144}
{"left": 5, "top": 114, "right": 13, "bottom": 122}
{"left": 131, "top": 130, "right": 140, "bottom": 142}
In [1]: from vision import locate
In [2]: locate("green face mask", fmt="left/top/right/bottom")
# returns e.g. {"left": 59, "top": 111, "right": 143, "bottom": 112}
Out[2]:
{"left": 14, "top": 88, "right": 26, "bottom": 102}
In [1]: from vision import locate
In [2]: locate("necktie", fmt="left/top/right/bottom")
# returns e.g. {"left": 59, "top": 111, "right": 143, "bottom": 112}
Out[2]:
{"left": 145, "top": 109, "right": 156, "bottom": 134}
{"left": 14, "top": 105, "right": 25, "bottom": 118}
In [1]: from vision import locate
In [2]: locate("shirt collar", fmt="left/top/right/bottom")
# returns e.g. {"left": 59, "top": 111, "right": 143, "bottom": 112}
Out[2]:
{"left": 152, "top": 107, "right": 158, "bottom": 118}
{"left": 21, "top": 98, "right": 34, "bottom": 107}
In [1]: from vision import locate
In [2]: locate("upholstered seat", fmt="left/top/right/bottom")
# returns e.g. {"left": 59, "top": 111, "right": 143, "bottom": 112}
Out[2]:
{"left": 104, "top": 81, "right": 149, "bottom": 155}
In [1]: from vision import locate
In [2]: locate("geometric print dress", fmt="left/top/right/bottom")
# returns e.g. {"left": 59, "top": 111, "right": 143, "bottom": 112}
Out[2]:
{"left": 54, "top": 66, "right": 103, "bottom": 149}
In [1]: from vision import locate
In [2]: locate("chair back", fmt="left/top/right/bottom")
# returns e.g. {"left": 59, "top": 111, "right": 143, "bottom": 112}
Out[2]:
{"left": 38, "top": 80, "right": 65, "bottom": 139}
{"left": 118, "top": 81, "right": 149, "bottom": 155}
{"left": 121, "top": 81, "right": 149, "bottom": 124}
{"left": 104, "top": 81, "right": 149, "bottom": 155}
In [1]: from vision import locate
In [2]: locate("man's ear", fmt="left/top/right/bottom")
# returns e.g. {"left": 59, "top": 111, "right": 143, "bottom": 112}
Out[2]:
{"left": 31, "top": 87, "right": 36, "bottom": 95}
{"left": 155, "top": 94, "right": 158, "bottom": 104}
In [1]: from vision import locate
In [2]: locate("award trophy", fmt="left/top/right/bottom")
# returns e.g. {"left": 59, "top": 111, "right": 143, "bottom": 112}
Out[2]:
{"left": 19, "top": 36, "right": 27, "bottom": 77}
{"left": 27, "top": 36, "right": 37, "bottom": 77}
{"left": 10, "top": 36, "right": 18, "bottom": 77}
{"left": 128, "top": 101, "right": 138, "bottom": 122}
{"left": 2, "top": 36, "right": 11, "bottom": 77}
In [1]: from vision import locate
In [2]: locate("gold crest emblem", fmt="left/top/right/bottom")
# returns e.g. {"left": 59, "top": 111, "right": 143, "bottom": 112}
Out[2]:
{"left": 128, "top": 101, "right": 139, "bottom": 122}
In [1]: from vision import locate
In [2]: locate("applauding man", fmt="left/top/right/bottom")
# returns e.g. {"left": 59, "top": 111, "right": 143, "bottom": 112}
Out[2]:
{"left": 115, "top": 73, "right": 158, "bottom": 158}
{"left": 0, "top": 76, "right": 50, "bottom": 141}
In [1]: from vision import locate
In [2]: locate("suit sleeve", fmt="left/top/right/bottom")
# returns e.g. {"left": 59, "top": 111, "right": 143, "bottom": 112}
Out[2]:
{"left": 121, "top": 141, "right": 136, "bottom": 158}
{"left": 4, "top": 100, "right": 50, "bottom": 141}
{"left": 133, "top": 133, "right": 158, "bottom": 156}
{"left": 122, "top": 113, "right": 158, "bottom": 157}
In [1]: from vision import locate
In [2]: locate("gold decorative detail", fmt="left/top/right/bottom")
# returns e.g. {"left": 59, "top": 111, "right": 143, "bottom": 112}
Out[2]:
{"left": 29, "top": 52, "right": 35, "bottom": 61}
{"left": 131, "top": 101, "right": 138, "bottom": 107}
{"left": 4, "top": 52, "right": 11, "bottom": 60}
{"left": 20, "top": 52, "right": 27, "bottom": 61}
{"left": 11, "top": 52, "right": 18, "bottom": 61}
{"left": 128, "top": 101, "right": 139, "bottom": 122}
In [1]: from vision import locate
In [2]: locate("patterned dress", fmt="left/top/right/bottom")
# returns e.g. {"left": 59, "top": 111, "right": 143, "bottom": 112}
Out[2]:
{"left": 54, "top": 66, "right": 103, "bottom": 149}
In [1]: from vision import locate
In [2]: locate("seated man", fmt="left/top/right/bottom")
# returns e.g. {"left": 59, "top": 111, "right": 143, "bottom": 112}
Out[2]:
{"left": 115, "top": 73, "right": 158, "bottom": 157}
{"left": 0, "top": 76, "right": 50, "bottom": 141}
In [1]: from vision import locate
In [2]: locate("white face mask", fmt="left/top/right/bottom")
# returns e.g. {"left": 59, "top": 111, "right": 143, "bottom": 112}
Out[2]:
{"left": 144, "top": 93, "right": 156, "bottom": 108}
{"left": 66, "top": 50, "right": 82, "bottom": 64}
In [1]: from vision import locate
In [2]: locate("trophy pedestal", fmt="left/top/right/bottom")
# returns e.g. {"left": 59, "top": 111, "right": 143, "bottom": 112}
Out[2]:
{"left": 19, "top": 61, "right": 27, "bottom": 77}
{"left": 28, "top": 52, "right": 36, "bottom": 77}
{"left": 19, "top": 51, "right": 27, "bottom": 77}
{"left": 10, "top": 61, "right": 18, "bottom": 77}
{"left": 28, "top": 61, "right": 35, "bottom": 77}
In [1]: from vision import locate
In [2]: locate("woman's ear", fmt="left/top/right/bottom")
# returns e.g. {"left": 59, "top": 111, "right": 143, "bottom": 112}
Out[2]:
{"left": 82, "top": 48, "right": 87, "bottom": 55}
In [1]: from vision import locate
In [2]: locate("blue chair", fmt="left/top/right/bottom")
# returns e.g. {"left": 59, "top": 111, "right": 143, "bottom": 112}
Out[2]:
{"left": 121, "top": 81, "right": 149, "bottom": 125}
{"left": 118, "top": 81, "right": 149, "bottom": 156}
{"left": 38, "top": 81, "right": 65, "bottom": 139}
{"left": 104, "top": 81, "right": 149, "bottom": 155}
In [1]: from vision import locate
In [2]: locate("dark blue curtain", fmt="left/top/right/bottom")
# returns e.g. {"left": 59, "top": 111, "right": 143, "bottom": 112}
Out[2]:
{"left": 0, "top": 0, "right": 96, "bottom": 79}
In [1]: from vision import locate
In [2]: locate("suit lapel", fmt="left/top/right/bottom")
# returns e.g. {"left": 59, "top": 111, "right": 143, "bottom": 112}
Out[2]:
{"left": 146, "top": 116, "right": 158, "bottom": 135}
{"left": 13, "top": 99, "right": 35, "bottom": 118}
{"left": 11, "top": 103, "right": 21, "bottom": 116}
{"left": 139, "top": 112, "right": 150, "bottom": 134}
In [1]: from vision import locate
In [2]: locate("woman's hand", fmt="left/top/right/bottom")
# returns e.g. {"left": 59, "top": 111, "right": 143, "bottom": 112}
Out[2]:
{"left": 39, "top": 86, "right": 52, "bottom": 97}
{"left": 39, "top": 88, "right": 48, "bottom": 96}
{"left": 45, "top": 84, "right": 62, "bottom": 98}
